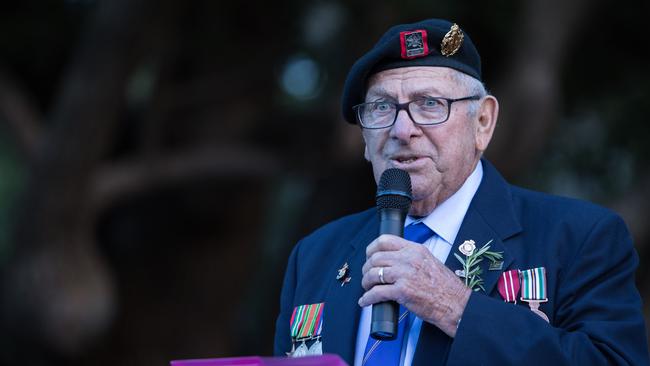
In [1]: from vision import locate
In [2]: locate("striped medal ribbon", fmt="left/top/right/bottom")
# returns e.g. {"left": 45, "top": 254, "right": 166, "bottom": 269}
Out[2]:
{"left": 497, "top": 269, "right": 521, "bottom": 303}
{"left": 288, "top": 303, "right": 325, "bottom": 357}
{"left": 520, "top": 267, "right": 549, "bottom": 322}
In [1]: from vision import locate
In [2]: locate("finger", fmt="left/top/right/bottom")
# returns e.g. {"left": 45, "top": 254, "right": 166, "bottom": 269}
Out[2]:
{"left": 358, "top": 284, "right": 400, "bottom": 307}
{"left": 366, "top": 234, "right": 408, "bottom": 258}
{"left": 361, "top": 266, "right": 393, "bottom": 290}
{"left": 363, "top": 240, "right": 433, "bottom": 275}
{"left": 362, "top": 251, "right": 398, "bottom": 275}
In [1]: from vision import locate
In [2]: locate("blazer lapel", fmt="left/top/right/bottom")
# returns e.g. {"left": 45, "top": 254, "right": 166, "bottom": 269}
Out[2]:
{"left": 449, "top": 159, "right": 522, "bottom": 297}
{"left": 413, "top": 160, "right": 522, "bottom": 366}
{"left": 449, "top": 206, "right": 514, "bottom": 297}
{"left": 322, "top": 215, "right": 378, "bottom": 364}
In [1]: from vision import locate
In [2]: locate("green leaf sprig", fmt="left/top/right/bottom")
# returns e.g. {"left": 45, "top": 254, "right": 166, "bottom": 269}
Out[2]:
{"left": 454, "top": 239, "right": 503, "bottom": 291}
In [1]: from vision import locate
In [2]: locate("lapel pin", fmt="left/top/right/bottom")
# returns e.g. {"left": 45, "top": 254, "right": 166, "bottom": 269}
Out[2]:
{"left": 489, "top": 260, "right": 504, "bottom": 271}
{"left": 336, "top": 262, "right": 351, "bottom": 286}
{"left": 336, "top": 262, "right": 348, "bottom": 280}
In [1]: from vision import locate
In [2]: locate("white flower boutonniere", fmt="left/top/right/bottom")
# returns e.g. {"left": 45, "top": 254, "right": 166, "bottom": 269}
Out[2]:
{"left": 454, "top": 239, "right": 503, "bottom": 291}
{"left": 459, "top": 240, "right": 476, "bottom": 256}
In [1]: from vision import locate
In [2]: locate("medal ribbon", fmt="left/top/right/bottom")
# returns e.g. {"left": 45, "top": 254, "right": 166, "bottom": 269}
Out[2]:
{"left": 289, "top": 303, "right": 324, "bottom": 340}
{"left": 520, "top": 267, "right": 547, "bottom": 300}
{"left": 497, "top": 269, "right": 520, "bottom": 303}
{"left": 289, "top": 305, "right": 305, "bottom": 339}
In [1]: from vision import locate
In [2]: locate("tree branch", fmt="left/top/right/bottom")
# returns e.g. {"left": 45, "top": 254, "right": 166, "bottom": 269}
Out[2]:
{"left": 0, "top": 68, "right": 43, "bottom": 158}
{"left": 91, "top": 146, "right": 281, "bottom": 212}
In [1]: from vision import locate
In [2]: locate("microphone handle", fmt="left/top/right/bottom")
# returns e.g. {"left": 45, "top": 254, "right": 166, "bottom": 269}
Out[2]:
{"left": 370, "top": 208, "right": 406, "bottom": 340}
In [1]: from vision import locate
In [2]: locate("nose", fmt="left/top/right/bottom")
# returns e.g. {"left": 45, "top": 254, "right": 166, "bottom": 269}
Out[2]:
{"left": 389, "top": 108, "right": 422, "bottom": 142}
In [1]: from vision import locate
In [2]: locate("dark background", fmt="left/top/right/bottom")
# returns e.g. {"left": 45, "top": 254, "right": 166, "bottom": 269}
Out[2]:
{"left": 0, "top": 0, "right": 648, "bottom": 365}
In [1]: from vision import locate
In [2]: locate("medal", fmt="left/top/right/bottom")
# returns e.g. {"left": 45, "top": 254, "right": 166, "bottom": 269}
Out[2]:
{"left": 287, "top": 303, "right": 325, "bottom": 357}
{"left": 520, "top": 267, "right": 549, "bottom": 322}
{"left": 307, "top": 320, "right": 323, "bottom": 355}
{"left": 497, "top": 269, "right": 521, "bottom": 303}
{"left": 525, "top": 300, "right": 549, "bottom": 322}
{"left": 292, "top": 341, "right": 309, "bottom": 357}
{"left": 307, "top": 336, "right": 322, "bottom": 355}
{"left": 286, "top": 341, "right": 295, "bottom": 357}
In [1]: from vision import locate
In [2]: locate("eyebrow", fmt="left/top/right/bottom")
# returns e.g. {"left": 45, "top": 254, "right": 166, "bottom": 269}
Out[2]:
{"left": 365, "top": 85, "right": 447, "bottom": 101}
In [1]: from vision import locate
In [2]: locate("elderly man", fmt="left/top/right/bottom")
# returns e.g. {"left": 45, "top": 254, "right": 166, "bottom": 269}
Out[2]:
{"left": 274, "top": 19, "right": 649, "bottom": 365}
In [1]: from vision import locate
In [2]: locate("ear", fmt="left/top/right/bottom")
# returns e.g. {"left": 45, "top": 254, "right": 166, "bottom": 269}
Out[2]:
{"left": 475, "top": 95, "right": 499, "bottom": 152}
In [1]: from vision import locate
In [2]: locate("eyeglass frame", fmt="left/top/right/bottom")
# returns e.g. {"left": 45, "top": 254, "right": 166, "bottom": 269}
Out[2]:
{"left": 352, "top": 95, "right": 482, "bottom": 129}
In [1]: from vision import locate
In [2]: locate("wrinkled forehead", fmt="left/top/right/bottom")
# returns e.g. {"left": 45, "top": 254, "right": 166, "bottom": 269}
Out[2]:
{"left": 364, "top": 66, "right": 464, "bottom": 99}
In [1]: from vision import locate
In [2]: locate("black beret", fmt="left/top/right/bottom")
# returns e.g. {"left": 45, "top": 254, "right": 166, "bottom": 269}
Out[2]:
{"left": 341, "top": 19, "right": 482, "bottom": 124}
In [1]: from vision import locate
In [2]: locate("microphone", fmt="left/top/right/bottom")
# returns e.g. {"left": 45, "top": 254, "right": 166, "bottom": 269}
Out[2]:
{"left": 371, "top": 168, "right": 412, "bottom": 340}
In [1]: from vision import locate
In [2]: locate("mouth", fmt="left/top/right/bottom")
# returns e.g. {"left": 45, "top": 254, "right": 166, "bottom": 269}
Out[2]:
{"left": 389, "top": 154, "right": 426, "bottom": 167}
{"left": 396, "top": 157, "right": 418, "bottom": 164}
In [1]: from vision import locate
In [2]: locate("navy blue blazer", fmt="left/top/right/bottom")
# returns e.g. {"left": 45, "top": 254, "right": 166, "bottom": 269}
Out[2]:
{"left": 274, "top": 160, "right": 649, "bottom": 365}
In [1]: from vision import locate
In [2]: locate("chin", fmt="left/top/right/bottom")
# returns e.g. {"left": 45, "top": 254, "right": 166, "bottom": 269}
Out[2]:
{"left": 411, "top": 190, "right": 429, "bottom": 202}
{"left": 410, "top": 176, "right": 435, "bottom": 199}
{"left": 409, "top": 178, "right": 440, "bottom": 213}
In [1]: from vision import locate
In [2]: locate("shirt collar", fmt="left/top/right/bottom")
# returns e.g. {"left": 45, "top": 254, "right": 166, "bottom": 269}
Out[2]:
{"left": 405, "top": 160, "right": 483, "bottom": 245}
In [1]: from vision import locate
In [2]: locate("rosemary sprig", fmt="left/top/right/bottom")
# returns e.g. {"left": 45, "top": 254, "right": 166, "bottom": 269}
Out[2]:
{"left": 454, "top": 239, "right": 503, "bottom": 291}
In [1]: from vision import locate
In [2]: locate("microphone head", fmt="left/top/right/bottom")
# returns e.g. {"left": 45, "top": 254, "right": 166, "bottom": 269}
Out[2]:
{"left": 376, "top": 168, "right": 413, "bottom": 211}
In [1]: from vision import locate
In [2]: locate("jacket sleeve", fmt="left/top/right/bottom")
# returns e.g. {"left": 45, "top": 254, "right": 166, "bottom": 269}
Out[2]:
{"left": 273, "top": 241, "right": 300, "bottom": 356}
{"left": 448, "top": 213, "right": 649, "bottom": 365}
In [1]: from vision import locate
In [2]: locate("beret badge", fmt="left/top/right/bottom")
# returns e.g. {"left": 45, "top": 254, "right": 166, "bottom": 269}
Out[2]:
{"left": 400, "top": 29, "right": 429, "bottom": 59}
{"left": 441, "top": 23, "right": 464, "bottom": 57}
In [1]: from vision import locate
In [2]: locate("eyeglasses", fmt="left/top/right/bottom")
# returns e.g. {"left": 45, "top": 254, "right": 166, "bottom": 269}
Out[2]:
{"left": 352, "top": 95, "right": 481, "bottom": 129}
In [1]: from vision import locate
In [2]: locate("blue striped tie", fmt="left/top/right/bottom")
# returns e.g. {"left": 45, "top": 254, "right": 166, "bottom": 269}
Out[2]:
{"left": 362, "top": 222, "right": 434, "bottom": 366}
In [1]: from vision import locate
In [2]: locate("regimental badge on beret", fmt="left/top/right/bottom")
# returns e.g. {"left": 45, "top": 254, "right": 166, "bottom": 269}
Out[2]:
{"left": 441, "top": 23, "right": 464, "bottom": 57}
{"left": 400, "top": 30, "right": 429, "bottom": 59}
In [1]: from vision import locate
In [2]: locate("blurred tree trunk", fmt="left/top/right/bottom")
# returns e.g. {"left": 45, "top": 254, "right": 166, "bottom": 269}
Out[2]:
{"left": 2, "top": 0, "right": 152, "bottom": 358}
{"left": 487, "top": 0, "right": 595, "bottom": 179}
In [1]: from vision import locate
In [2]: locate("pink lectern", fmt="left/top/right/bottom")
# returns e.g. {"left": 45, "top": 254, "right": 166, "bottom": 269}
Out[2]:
{"left": 170, "top": 354, "right": 348, "bottom": 366}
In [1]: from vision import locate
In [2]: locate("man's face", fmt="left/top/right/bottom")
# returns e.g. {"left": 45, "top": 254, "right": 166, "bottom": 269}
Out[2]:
{"left": 361, "top": 66, "right": 497, "bottom": 216}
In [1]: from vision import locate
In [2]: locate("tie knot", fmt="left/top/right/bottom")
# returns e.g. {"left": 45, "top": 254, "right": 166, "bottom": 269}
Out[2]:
{"left": 404, "top": 222, "right": 434, "bottom": 244}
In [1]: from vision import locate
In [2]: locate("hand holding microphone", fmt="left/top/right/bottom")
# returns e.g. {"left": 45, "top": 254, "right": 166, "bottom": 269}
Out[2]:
{"left": 361, "top": 168, "right": 471, "bottom": 339}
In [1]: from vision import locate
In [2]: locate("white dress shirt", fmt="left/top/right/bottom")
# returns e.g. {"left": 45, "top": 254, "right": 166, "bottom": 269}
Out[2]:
{"left": 353, "top": 161, "right": 484, "bottom": 366}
